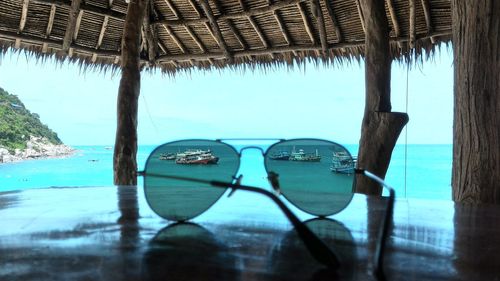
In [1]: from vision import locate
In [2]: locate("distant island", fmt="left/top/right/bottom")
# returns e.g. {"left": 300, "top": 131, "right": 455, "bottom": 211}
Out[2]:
{"left": 0, "top": 87, "right": 74, "bottom": 163}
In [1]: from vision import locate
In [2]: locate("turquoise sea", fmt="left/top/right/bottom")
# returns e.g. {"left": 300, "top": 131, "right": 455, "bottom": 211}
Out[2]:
{"left": 0, "top": 144, "right": 453, "bottom": 200}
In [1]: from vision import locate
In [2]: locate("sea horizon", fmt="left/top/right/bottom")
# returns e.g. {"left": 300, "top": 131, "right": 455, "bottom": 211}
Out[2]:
{"left": 0, "top": 143, "right": 453, "bottom": 201}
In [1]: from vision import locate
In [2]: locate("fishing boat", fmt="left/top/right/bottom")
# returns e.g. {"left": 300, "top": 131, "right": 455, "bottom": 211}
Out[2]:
{"left": 288, "top": 148, "right": 321, "bottom": 162}
{"left": 269, "top": 151, "right": 290, "bottom": 160}
{"left": 176, "top": 153, "right": 219, "bottom": 164}
{"left": 159, "top": 152, "right": 176, "bottom": 160}
{"left": 330, "top": 151, "right": 355, "bottom": 174}
{"left": 159, "top": 148, "right": 211, "bottom": 161}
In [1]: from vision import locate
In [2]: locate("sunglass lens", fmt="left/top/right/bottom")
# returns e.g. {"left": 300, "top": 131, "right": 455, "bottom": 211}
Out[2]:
{"left": 144, "top": 140, "right": 239, "bottom": 221}
{"left": 264, "top": 139, "right": 355, "bottom": 216}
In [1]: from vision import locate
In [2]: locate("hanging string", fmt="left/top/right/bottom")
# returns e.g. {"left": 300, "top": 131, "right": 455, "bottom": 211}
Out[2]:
{"left": 404, "top": 60, "right": 410, "bottom": 198}
{"left": 141, "top": 93, "right": 161, "bottom": 141}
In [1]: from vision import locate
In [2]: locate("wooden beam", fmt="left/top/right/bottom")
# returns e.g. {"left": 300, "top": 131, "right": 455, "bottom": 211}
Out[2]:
{"left": 97, "top": 16, "right": 109, "bottom": 49}
{"left": 74, "top": 10, "right": 83, "bottom": 40}
{"left": 154, "top": 0, "right": 307, "bottom": 26}
{"left": 164, "top": 0, "right": 180, "bottom": 18}
{"left": 409, "top": 0, "right": 416, "bottom": 48}
{"left": 32, "top": 0, "right": 125, "bottom": 21}
{"left": 225, "top": 20, "right": 246, "bottom": 49}
{"left": 62, "top": 0, "right": 81, "bottom": 52}
{"left": 19, "top": 0, "right": 30, "bottom": 32}
{"left": 187, "top": 0, "right": 219, "bottom": 64}
{"left": 46, "top": 4, "right": 56, "bottom": 37}
{"left": 248, "top": 17, "right": 268, "bottom": 48}
{"left": 43, "top": 4, "right": 56, "bottom": 53}
{"left": 354, "top": 0, "right": 366, "bottom": 33}
{"left": 162, "top": 25, "right": 187, "bottom": 54}
{"left": 143, "top": 4, "right": 158, "bottom": 64}
{"left": 155, "top": 29, "right": 452, "bottom": 61}
{"left": 187, "top": 0, "right": 202, "bottom": 17}
{"left": 197, "top": 0, "right": 232, "bottom": 62}
{"left": 386, "top": 0, "right": 401, "bottom": 48}
{"left": 297, "top": 2, "right": 315, "bottom": 44}
{"left": 322, "top": 0, "right": 342, "bottom": 43}
{"left": 0, "top": 29, "right": 122, "bottom": 56}
{"left": 114, "top": 0, "right": 149, "bottom": 185}
{"left": 0, "top": 27, "right": 449, "bottom": 61}
{"left": 420, "top": 0, "right": 436, "bottom": 43}
{"left": 312, "top": 0, "right": 328, "bottom": 53}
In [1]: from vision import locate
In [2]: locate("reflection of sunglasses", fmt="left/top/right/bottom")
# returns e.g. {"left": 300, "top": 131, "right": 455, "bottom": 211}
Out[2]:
{"left": 138, "top": 138, "right": 395, "bottom": 279}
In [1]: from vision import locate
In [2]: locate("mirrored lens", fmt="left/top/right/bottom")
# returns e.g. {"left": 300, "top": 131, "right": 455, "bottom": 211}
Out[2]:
{"left": 264, "top": 139, "right": 355, "bottom": 216}
{"left": 144, "top": 140, "right": 240, "bottom": 221}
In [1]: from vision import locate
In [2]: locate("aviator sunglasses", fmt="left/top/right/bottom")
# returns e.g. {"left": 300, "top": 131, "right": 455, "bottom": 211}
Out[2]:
{"left": 138, "top": 138, "right": 395, "bottom": 280}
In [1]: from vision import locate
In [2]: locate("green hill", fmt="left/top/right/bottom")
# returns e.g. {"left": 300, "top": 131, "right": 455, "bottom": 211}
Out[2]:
{"left": 0, "top": 87, "right": 62, "bottom": 152}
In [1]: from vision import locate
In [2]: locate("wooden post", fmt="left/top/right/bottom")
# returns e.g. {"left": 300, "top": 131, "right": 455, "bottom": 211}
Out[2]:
{"left": 451, "top": 0, "right": 500, "bottom": 203}
{"left": 356, "top": 0, "right": 408, "bottom": 195}
{"left": 114, "top": 0, "right": 149, "bottom": 185}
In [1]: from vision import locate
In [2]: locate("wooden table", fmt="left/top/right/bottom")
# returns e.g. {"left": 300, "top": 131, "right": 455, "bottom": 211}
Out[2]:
{"left": 0, "top": 186, "right": 499, "bottom": 281}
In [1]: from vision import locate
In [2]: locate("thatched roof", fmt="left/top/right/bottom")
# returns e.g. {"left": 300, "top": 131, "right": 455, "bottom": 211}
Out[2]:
{"left": 0, "top": 0, "right": 451, "bottom": 74}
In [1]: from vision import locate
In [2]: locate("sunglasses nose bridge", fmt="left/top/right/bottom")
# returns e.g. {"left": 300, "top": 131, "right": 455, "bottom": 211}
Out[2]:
{"left": 238, "top": 145, "right": 266, "bottom": 155}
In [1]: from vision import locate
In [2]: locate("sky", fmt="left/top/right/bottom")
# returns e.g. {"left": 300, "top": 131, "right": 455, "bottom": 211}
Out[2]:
{"left": 0, "top": 49, "right": 454, "bottom": 146}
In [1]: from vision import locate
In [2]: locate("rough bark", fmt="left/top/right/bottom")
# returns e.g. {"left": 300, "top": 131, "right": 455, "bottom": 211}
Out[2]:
{"left": 113, "top": 0, "right": 149, "bottom": 185}
{"left": 451, "top": 0, "right": 500, "bottom": 203}
{"left": 356, "top": 0, "right": 408, "bottom": 195}
{"left": 357, "top": 112, "right": 408, "bottom": 194}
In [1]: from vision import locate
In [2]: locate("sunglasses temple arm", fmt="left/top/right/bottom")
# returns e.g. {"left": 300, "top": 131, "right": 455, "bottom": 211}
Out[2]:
{"left": 211, "top": 180, "right": 340, "bottom": 269}
{"left": 358, "top": 170, "right": 395, "bottom": 281}
{"left": 138, "top": 172, "right": 340, "bottom": 269}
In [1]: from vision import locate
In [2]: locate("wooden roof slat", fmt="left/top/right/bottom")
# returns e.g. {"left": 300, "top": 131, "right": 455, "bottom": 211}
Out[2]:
{"left": 420, "top": 0, "right": 436, "bottom": 43}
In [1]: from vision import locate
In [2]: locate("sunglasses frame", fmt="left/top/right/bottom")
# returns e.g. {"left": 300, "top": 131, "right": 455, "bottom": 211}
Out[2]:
{"left": 139, "top": 138, "right": 395, "bottom": 280}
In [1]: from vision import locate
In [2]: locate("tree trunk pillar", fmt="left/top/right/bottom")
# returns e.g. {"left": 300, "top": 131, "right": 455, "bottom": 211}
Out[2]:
{"left": 356, "top": 0, "right": 409, "bottom": 195}
{"left": 113, "top": 0, "right": 149, "bottom": 185}
{"left": 451, "top": 0, "right": 500, "bottom": 203}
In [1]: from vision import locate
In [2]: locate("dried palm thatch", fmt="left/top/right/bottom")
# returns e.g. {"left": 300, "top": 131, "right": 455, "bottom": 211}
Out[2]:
{"left": 0, "top": 0, "right": 451, "bottom": 74}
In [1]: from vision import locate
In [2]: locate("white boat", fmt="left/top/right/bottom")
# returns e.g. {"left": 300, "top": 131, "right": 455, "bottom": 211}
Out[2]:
{"left": 330, "top": 151, "right": 355, "bottom": 174}
{"left": 288, "top": 147, "right": 321, "bottom": 162}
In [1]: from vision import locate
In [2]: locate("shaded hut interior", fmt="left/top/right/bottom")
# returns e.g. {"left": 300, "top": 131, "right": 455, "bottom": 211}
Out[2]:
{"left": 1, "top": 0, "right": 500, "bottom": 280}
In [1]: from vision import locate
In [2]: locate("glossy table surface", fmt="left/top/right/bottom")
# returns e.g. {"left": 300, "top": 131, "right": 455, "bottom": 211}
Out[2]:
{"left": 1, "top": 186, "right": 499, "bottom": 281}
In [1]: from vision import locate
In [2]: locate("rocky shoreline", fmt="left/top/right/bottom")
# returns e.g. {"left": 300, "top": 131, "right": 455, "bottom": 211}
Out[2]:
{"left": 0, "top": 136, "right": 75, "bottom": 163}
